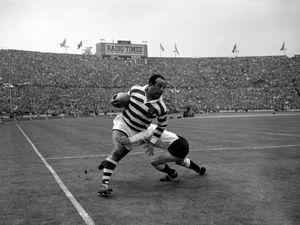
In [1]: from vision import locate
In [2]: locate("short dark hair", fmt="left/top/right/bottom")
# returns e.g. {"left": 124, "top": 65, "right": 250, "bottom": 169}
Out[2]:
{"left": 148, "top": 74, "right": 166, "bottom": 85}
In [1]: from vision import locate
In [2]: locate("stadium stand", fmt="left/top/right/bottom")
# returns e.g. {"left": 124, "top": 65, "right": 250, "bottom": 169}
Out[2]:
{"left": 0, "top": 49, "right": 299, "bottom": 119}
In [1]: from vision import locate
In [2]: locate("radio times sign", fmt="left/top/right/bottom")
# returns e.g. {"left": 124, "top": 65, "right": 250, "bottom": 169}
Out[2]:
{"left": 96, "top": 42, "right": 148, "bottom": 59}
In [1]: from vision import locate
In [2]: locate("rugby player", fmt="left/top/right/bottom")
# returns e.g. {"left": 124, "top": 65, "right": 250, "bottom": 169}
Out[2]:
{"left": 98, "top": 74, "right": 168, "bottom": 196}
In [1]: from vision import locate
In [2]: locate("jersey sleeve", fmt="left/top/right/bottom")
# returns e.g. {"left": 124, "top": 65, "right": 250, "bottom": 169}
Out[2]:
{"left": 149, "top": 100, "right": 168, "bottom": 144}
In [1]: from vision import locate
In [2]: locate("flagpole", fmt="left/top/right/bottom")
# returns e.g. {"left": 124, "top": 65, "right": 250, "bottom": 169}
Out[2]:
{"left": 173, "top": 44, "right": 178, "bottom": 111}
{"left": 175, "top": 88, "right": 177, "bottom": 111}
{"left": 232, "top": 43, "right": 239, "bottom": 58}
{"left": 9, "top": 79, "right": 13, "bottom": 114}
{"left": 280, "top": 42, "right": 287, "bottom": 56}
{"left": 173, "top": 51, "right": 176, "bottom": 65}
{"left": 159, "top": 43, "right": 163, "bottom": 57}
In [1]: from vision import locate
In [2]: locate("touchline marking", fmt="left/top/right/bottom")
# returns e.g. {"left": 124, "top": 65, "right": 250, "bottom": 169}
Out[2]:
{"left": 16, "top": 123, "right": 95, "bottom": 225}
{"left": 45, "top": 144, "right": 300, "bottom": 160}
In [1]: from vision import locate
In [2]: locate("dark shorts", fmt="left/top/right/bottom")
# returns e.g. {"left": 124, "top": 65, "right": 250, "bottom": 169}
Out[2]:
{"left": 167, "top": 136, "right": 189, "bottom": 158}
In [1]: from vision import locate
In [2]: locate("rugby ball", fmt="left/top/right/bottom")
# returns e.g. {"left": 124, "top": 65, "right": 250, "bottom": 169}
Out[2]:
{"left": 111, "top": 92, "right": 130, "bottom": 108}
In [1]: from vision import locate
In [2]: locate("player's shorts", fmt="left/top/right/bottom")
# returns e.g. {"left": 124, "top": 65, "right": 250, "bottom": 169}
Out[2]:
{"left": 113, "top": 114, "right": 179, "bottom": 150}
{"left": 113, "top": 113, "right": 139, "bottom": 138}
{"left": 167, "top": 135, "right": 189, "bottom": 158}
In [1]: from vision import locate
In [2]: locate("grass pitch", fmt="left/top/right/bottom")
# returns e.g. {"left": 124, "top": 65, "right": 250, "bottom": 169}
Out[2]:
{"left": 1, "top": 112, "right": 300, "bottom": 225}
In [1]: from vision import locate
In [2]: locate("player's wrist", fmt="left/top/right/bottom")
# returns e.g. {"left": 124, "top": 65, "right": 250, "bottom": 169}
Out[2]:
{"left": 149, "top": 136, "right": 157, "bottom": 145}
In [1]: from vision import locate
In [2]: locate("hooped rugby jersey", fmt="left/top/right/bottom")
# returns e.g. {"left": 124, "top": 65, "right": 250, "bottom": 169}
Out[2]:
{"left": 121, "top": 85, "right": 168, "bottom": 144}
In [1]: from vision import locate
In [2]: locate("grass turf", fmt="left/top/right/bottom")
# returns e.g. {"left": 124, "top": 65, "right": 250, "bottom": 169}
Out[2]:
{"left": 1, "top": 112, "right": 300, "bottom": 225}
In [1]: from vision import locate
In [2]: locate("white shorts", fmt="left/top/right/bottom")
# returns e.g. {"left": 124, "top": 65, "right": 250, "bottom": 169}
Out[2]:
{"left": 112, "top": 113, "right": 140, "bottom": 137}
{"left": 113, "top": 114, "right": 178, "bottom": 150}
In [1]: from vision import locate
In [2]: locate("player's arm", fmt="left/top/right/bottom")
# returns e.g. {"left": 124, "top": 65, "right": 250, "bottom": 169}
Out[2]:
{"left": 118, "top": 124, "right": 157, "bottom": 145}
{"left": 118, "top": 129, "right": 153, "bottom": 145}
{"left": 149, "top": 101, "right": 168, "bottom": 145}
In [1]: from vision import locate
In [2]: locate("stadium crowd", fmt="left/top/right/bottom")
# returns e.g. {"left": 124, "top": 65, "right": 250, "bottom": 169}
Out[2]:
{"left": 0, "top": 49, "right": 299, "bottom": 117}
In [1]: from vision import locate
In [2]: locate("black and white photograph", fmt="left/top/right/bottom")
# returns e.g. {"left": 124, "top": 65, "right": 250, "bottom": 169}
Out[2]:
{"left": 1, "top": 0, "right": 300, "bottom": 224}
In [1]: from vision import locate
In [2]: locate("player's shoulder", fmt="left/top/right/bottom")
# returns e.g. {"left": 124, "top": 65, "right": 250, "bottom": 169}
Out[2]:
{"left": 129, "top": 85, "right": 146, "bottom": 96}
{"left": 158, "top": 97, "right": 167, "bottom": 108}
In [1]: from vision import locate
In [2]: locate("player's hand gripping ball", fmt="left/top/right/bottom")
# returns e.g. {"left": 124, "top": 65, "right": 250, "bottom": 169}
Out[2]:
{"left": 111, "top": 92, "right": 130, "bottom": 108}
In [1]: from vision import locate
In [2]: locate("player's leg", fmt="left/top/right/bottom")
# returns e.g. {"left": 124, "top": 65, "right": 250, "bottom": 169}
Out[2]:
{"left": 148, "top": 129, "right": 184, "bottom": 181}
{"left": 167, "top": 136, "right": 206, "bottom": 175}
{"left": 98, "top": 124, "right": 150, "bottom": 171}
{"left": 98, "top": 130, "right": 130, "bottom": 196}
{"left": 98, "top": 160, "right": 105, "bottom": 170}
{"left": 150, "top": 151, "right": 180, "bottom": 181}
{"left": 97, "top": 129, "right": 130, "bottom": 170}
{"left": 175, "top": 158, "right": 206, "bottom": 175}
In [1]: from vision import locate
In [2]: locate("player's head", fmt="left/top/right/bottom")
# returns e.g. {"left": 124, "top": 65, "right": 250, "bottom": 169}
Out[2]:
{"left": 148, "top": 74, "right": 166, "bottom": 85}
{"left": 147, "top": 74, "right": 167, "bottom": 100}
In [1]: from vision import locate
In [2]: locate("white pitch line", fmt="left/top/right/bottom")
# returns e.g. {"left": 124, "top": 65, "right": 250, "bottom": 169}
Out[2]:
{"left": 46, "top": 154, "right": 109, "bottom": 160}
{"left": 46, "top": 150, "right": 145, "bottom": 160}
{"left": 45, "top": 144, "right": 300, "bottom": 160}
{"left": 16, "top": 123, "right": 95, "bottom": 225}
{"left": 262, "top": 132, "right": 300, "bottom": 138}
{"left": 193, "top": 113, "right": 300, "bottom": 119}
{"left": 190, "top": 144, "right": 300, "bottom": 152}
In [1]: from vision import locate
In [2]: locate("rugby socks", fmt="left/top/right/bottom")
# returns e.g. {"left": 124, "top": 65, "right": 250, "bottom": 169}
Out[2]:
{"left": 160, "top": 164, "right": 176, "bottom": 176}
{"left": 182, "top": 158, "right": 201, "bottom": 172}
{"left": 101, "top": 148, "right": 130, "bottom": 184}
{"left": 102, "top": 158, "right": 117, "bottom": 184}
{"left": 189, "top": 160, "right": 201, "bottom": 172}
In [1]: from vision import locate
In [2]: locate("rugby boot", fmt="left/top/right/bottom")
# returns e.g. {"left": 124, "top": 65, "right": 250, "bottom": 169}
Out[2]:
{"left": 159, "top": 171, "right": 178, "bottom": 182}
{"left": 98, "top": 183, "right": 112, "bottom": 197}
{"left": 198, "top": 166, "right": 206, "bottom": 175}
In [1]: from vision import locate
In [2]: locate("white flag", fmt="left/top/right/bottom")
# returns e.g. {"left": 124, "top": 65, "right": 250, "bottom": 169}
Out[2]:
{"left": 160, "top": 43, "right": 165, "bottom": 51}
{"left": 60, "top": 38, "right": 66, "bottom": 47}
{"left": 232, "top": 43, "right": 239, "bottom": 53}
{"left": 174, "top": 43, "right": 179, "bottom": 55}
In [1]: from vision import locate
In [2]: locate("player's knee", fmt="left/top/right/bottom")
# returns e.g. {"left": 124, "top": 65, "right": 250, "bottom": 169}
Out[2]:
{"left": 151, "top": 160, "right": 158, "bottom": 166}
{"left": 177, "top": 158, "right": 190, "bottom": 168}
{"left": 151, "top": 160, "right": 162, "bottom": 167}
{"left": 151, "top": 162, "right": 164, "bottom": 171}
{"left": 175, "top": 159, "right": 185, "bottom": 166}
{"left": 110, "top": 146, "right": 129, "bottom": 162}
